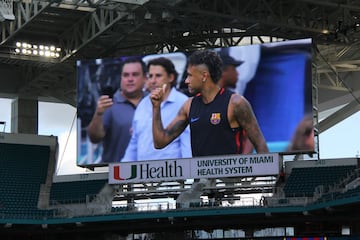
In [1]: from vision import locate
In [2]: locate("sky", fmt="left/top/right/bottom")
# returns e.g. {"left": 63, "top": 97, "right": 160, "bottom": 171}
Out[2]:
{"left": 0, "top": 98, "right": 359, "bottom": 175}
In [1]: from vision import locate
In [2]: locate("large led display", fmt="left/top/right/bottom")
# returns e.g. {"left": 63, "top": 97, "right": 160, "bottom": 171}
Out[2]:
{"left": 77, "top": 38, "right": 313, "bottom": 167}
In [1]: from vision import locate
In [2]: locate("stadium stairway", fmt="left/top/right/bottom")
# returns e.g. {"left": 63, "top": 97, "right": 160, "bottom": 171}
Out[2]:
{"left": 38, "top": 140, "right": 58, "bottom": 209}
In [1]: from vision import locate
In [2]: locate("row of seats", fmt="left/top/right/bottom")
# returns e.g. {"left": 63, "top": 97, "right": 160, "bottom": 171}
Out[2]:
{"left": 0, "top": 143, "right": 53, "bottom": 219}
{"left": 49, "top": 179, "right": 108, "bottom": 204}
{"left": 317, "top": 183, "right": 360, "bottom": 203}
{"left": 283, "top": 166, "right": 356, "bottom": 197}
{"left": 0, "top": 142, "right": 108, "bottom": 219}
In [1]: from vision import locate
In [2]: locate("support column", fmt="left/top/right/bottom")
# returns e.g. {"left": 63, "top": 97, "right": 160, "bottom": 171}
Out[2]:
{"left": 11, "top": 98, "right": 38, "bottom": 134}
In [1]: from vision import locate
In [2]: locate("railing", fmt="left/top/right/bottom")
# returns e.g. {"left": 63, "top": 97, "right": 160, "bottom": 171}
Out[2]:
{"left": 0, "top": 188, "right": 358, "bottom": 221}
{"left": 1, "top": 183, "right": 360, "bottom": 220}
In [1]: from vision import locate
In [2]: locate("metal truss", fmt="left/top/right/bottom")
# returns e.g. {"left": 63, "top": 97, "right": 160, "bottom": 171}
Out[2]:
{"left": 0, "top": 0, "right": 359, "bottom": 123}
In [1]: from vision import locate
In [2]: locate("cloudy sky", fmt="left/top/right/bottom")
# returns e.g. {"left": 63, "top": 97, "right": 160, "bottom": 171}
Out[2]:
{"left": 0, "top": 98, "right": 359, "bottom": 175}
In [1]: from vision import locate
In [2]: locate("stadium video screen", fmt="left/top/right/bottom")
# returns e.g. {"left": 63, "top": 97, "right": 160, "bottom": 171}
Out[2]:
{"left": 77, "top": 38, "right": 313, "bottom": 166}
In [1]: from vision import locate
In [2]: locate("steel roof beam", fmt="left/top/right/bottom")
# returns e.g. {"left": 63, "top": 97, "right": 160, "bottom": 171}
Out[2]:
{"left": 0, "top": 1, "right": 50, "bottom": 44}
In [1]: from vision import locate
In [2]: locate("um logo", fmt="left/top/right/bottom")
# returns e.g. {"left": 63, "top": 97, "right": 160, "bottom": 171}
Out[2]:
{"left": 113, "top": 165, "right": 137, "bottom": 180}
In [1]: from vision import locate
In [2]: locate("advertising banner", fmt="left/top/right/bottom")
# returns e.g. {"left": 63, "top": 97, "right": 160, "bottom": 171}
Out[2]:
{"left": 109, "top": 153, "right": 279, "bottom": 184}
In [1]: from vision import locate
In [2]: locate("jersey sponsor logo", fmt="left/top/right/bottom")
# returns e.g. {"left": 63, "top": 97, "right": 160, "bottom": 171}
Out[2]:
{"left": 210, "top": 113, "right": 221, "bottom": 125}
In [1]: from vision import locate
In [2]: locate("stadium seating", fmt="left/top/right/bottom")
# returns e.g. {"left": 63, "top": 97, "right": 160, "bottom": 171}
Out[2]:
{"left": 0, "top": 142, "right": 108, "bottom": 219}
{"left": 49, "top": 179, "right": 108, "bottom": 204}
{"left": 0, "top": 143, "right": 55, "bottom": 219}
{"left": 283, "top": 166, "right": 356, "bottom": 197}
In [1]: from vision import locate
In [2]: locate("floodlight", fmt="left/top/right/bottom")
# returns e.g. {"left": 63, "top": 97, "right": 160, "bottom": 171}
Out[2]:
{"left": 14, "top": 41, "right": 62, "bottom": 58}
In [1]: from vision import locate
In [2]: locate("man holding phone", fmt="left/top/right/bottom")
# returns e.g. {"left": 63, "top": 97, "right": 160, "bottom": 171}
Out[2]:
{"left": 87, "top": 57, "right": 147, "bottom": 163}
{"left": 122, "top": 57, "right": 191, "bottom": 161}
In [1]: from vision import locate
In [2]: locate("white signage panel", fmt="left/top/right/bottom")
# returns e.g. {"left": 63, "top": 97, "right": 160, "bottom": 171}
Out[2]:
{"left": 109, "top": 153, "right": 279, "bottom": 184}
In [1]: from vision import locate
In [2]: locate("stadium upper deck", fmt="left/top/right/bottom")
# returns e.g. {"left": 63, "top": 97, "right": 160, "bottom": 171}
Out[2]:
{"left": 0, "top": 133, "right": 359, "bottom": 239}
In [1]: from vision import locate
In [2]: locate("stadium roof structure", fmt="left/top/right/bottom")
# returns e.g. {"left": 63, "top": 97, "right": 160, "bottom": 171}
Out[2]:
{"left": 0, "top": 0, "right": 359, "bottom": 135}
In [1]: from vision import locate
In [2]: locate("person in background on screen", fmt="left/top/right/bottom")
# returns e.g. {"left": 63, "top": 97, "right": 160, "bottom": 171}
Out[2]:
{"left": 87, "top": 57, "right": 147, "bottom": 163}
{"left": 151, "top": 49, "right": 268, "bottom": 157}
{"left": 218, "top": 50, "right": 254, "bottom": 154}
{"left": 286, "top": 114, "right": 314, "bottom": 154}
{"left": 217, "top": 50, "right": 243, "bottom": 91}
{"left": 122, "top": 57, "right": 192, "bottom": 161}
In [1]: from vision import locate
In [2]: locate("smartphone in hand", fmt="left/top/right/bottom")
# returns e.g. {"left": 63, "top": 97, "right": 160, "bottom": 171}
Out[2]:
{"left": 101, "top": 86, "right": 116, "bottom": 99}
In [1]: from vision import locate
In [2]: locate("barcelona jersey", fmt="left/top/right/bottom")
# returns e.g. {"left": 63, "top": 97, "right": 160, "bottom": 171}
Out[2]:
{"left": 189, "top": 88, "right": 244, "bottom": 157}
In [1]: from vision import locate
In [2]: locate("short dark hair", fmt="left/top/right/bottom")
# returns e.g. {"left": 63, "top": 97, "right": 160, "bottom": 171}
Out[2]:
{"left": 187, "top": 49, "right": 223, "bottom": 83}
{"left": 147, "top": 57, "right": 178, "bottom": 87}
{"left": 121, "top": 57, "right": 147, "bottom": 76}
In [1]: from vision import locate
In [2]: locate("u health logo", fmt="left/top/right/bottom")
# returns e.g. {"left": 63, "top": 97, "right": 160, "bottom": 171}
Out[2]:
{"left": 113, "top": 165, "right": 137, "bottom": 180}
{"left": 112, "top": 161, "right": 184, "bottom": 182}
